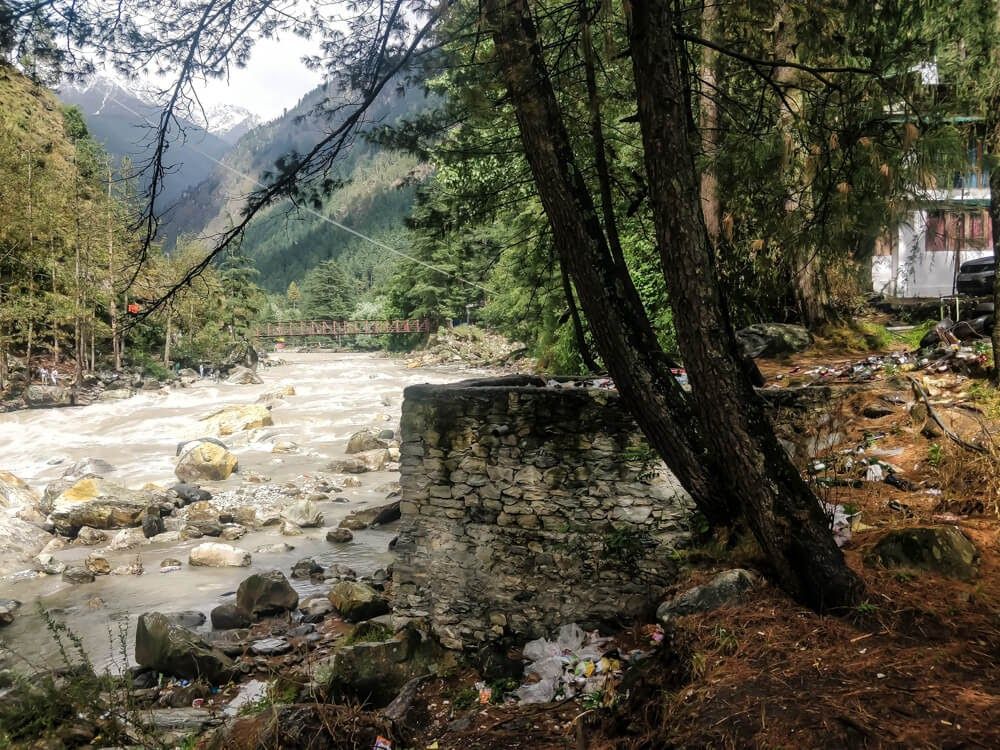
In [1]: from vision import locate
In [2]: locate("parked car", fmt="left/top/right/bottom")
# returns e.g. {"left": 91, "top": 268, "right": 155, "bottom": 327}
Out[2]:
{"left": 956, "top": 255, "right": 996, "bottom": 296}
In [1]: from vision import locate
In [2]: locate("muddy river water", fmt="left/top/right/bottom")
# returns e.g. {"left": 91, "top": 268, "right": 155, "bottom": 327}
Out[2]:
{"left": 0, "top": 352, "right": 472, "bottom": 671}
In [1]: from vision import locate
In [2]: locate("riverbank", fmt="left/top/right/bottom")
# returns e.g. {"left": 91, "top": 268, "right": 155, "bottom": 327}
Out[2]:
{"left": 0, "top": 352, "right": 484, "bottom": 669}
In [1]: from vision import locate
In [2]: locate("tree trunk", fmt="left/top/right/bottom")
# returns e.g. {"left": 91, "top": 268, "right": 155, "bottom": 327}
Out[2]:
{"left": 989, "top": 142, "right": 1000, "bottom": 385}
{"left": 771, "top": 5, "right": 831, "bottom": 326}
{"left": 484, "top": 0, "right": 735, "bottom": 526}
{"left": 699, "top": 0, "right": 722, "bottom": 246}
{"left": 626, "top": 0, "right": 864, "bottom": 610}
{"left": 560, "top": 263, "right": 599, "bottom": 373}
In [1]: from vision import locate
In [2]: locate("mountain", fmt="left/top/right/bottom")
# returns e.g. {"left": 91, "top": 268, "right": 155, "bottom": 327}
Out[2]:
{"left": 57, "top": 75, "right": 234, "bottom": 211}
{"left": 201, "top": 104, "right": 260, "bottom": 145}
{"left": 167, "top": 81, "right": 434, "bottom": 293}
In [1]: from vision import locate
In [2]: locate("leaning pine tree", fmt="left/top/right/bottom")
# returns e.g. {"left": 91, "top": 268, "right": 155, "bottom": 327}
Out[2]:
{"left": 484, "top": 0, "right": 864, "bottom": 610}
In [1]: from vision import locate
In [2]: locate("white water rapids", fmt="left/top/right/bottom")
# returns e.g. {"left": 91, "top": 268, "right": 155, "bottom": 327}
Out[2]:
{"left": 0, "top": 352, "right": 474, "bottom": 671}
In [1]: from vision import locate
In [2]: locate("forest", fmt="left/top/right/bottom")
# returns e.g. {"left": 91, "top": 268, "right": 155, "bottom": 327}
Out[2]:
{"left": 2, "top": 0, "right": 1000, "bottom": 748}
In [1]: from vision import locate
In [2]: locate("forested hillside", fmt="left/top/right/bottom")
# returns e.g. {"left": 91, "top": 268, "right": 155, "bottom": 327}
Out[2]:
{"left": 0, "top": 64, "right": 267, "bottom": 384}
{"left": 57, "top": 76, "right": 236, "bottom": 211}
{"left": 167, "top": 82, "right": 431, "bottom": 294}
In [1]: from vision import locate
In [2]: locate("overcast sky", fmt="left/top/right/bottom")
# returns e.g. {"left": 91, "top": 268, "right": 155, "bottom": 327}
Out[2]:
{"left": 195, "top": 32, "right": 323, "bottom": 122}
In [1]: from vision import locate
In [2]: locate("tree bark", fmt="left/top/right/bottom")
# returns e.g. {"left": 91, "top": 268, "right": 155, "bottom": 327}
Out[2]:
{"left": 483, "top": 0, "right": 735, "bottom": 526}
{"left": 560, "top": 263, "right": 599, "bottom": 373}
{"left": 626, "top": 0, "right": 864, "bottom": 610}
{"left": 989, "top": 138, "right": 1000, "bottom": 385}
{"left": 698, "top": 0, "right": 722, "bottom": 246}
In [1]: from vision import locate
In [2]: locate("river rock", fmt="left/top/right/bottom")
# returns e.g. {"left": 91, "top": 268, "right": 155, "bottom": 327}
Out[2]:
{"left": 250, "top": 637, "right": 291, "bottom": 656}
{"left": 98, "top": 389, "right": 133, "bottom": 402}
{"left": 135, "top": 612, "right": 235, "bottom": 684}
{"left": 865, "top": 526, "right": 978, "bottom": 581}
{"left": 657, "top": 569, "right": 758, "bottom": 623}
{"left": 34, "top": 553, "right": 66, "bottom": 575}
{"left": 226, "top": 366, "right": 262, "bottom": 385}
{"left": 107, "top": 527, "right": 148, "bottom": 551}
{"left": 0, "top": 470, "right": 38, "bottom": 509}
{"left": 51, "top": 476, "right": 140, "bottom": 507}
{"left": 189, "top": 542, "right": 251, "bottom": 568}
{"left": 170, "top": 482, "right": 212, "bottom": 504}
{"left": 61, "top": 458, "right": 115, "bottom": 479}
{"left": 339, "top": 500, "right": 401, "bottom": 531}
{"left": 85, "top": 552, "right": 111, "bottom": 575}
{"left": 280, "top": 521, "right": 303, "bottom": 536}
{"left": 257, "top": 385, "right": 295, "bottom": 404}
{"left": 220, "top": 524, "right": 248, "bottom": 541}
{"left": 326, "top": 528, "right": 353, "bottom": 543}
{"left": 345, "top": 429, "right": 388, "bottom": 455}
{"left": 62, "top": 566, "right": 95, "bottom": 584}
{"left": 76, "top": 526, "right": 108, "bottom": 545}
{"left": 165, "top": 611, "right": 207, "bottom": 629}
{"left": 323, "top": 564, "right": 357, "bottom": 581}
{"left": 160, "top": 558, "right": 183, "bottom": 572}
{"left": 281, "top": 499, "right": 323, "bottom": 528}
{"left": 142, "top": 508, "right": 165, "bottom": 538}
{"left": 24, "top": 385, "right": 73, "bottom": 407}
{"left": 300, "top": 596, "right": 334, "bottom": 623}
{"left": 315, "top": 626, "right": 447, "bottom": 707}
{"left": 0, "top": 599, "right": 21, "bottom": 625}
{"left": 272, "top": 440, "right": 299, "bottom": 454}
{"left": 327, "top": 581, "right": 389, "bottom": 623}
{"left": 51, "top": 499, "right": 147, "bottom": 537}
{"left": 255, "top": 542, "right": 294, "bottom": 554}
{"left": 735, "top": 323, "right": 812, "bottom": 358}
{"left": 236, "top": 570, "right": 299, "bottom": 616}
{"left": 198, "top": 403, "right": 273, "bottom": 436}
{"left": 211, "top": 603, "right": 252, "bottom": 630}
{"left": 175, "top": 441, "right": 238, "bottom": 483}
{"left": 290, "top": 558, "right": 323, "bottom": 579}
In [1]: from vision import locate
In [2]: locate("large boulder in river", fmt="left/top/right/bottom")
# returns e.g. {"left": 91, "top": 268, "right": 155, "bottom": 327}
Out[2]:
{"left": 327, "top": 581, "right": 389, "bottom": 623}
{"left": 345, "top": 429, "right": 388, "bottom": 455}
{"left": 736, "top": 323, "right": 812, "bottom": 359}
{"left": 189, "top": 542, "right": 251, "bottom": 568}
{"left": 339, "top": 501, "right": 401, "bottom": 531}
{"left": 135, "top": 612, "right": 235, "bottom": 684}
{"left": 175, "top": 441, "right": 238, "bottom": 483}
{"left": 865, "top": 526, "right": 978, "bottom": 581}
{"left": 281, "top": 499, "right": 323, "bottom": 528}
{"left": 210, "top": 603, "right": 252, "bottom": 630}
{"left": 198, "top": 404, "right": 272, "bottom": 436}
{"left": 236, "top": 570, "right": 299, "bottom": 617}
{"left": 50, "top": 499, "right": 148, "bottom": 537}
{"left": 24, "top": 385, "right": 73, "bottom": 407}
{"left": 326, "top": 448, "right": 390, "bottom": 474}
{"left": 226, "top": 366, "right": 262, "bottom": 385}
{"left": 0, "top": 470, "right": 39, "bottom": 509}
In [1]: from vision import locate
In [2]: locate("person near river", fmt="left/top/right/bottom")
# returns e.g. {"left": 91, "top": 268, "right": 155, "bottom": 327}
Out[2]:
{"left": 37, "top": 366, "right": 47, "bottom": 385}
{"left": 50, "top": 369, "right": 58, "bottom": 386}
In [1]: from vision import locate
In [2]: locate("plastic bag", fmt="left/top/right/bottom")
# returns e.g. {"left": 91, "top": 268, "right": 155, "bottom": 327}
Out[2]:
{"left": 515, "top": 677, "right": 558, "bottom": 704}
{"left": 526, "top": 656, "right": 564, "bottom": 682}
{"left": 555, "top": 623, "right": 585, "bottom": 652}
{"left": 523, "top": 636, "right": 560, "bottom": 662}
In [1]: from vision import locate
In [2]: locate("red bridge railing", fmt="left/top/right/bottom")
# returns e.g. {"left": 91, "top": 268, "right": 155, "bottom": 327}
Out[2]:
{"left": 255, "top": 319, "right": 436, "bottom": 338}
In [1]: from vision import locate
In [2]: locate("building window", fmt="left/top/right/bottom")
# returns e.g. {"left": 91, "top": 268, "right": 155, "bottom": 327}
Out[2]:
{"left": 925, "top": 210, "right": 993, "bottom": 252}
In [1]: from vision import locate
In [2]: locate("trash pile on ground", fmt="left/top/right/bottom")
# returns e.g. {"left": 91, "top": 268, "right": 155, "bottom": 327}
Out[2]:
{"left": 514, "top": 623, "right": 636, "bottom": 704}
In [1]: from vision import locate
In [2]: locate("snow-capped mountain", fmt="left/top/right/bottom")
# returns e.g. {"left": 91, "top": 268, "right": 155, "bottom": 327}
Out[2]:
{"left": 202, "top": 104, "right": 261, "bottom": 144}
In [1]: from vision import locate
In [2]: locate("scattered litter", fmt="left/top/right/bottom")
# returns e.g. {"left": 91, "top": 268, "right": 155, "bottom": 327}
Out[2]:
{"left": 516, "top": 623, "right": 622, "bottom": 704}
{"left": 373, "top": 737, "right": 392, "bottom": 750}
{"left": 821, "top": 502, "right": 856, "bottom": 547}
{"left": 865, "top": 463, "right": 885, "bottom": 482}
{"left": 476, "top": 681, "right": 492, "bottom": 704}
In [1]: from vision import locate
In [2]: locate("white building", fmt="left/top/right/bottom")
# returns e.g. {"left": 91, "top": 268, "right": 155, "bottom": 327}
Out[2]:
{"left": 872, "top": 133, "right": 993, "bottom": 298}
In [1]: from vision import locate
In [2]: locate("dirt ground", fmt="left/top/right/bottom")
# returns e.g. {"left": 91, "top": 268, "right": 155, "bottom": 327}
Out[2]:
{"left": 395, "top": 340, "right": 1000, "bottom": 750}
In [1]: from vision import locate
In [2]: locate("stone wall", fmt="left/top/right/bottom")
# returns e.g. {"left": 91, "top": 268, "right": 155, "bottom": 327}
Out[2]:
{"left": 392, "top": 376, "right": 694, "bottom": 650}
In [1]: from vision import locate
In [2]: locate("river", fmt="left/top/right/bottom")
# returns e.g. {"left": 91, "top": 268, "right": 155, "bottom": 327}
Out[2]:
{"left": 0, "top": 352, "right": 472, "bottom": 671}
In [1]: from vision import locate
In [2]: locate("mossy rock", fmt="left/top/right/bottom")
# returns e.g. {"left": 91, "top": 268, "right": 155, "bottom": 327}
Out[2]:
{"left": 865, "top": 526, "right": 978, "bottom": 581}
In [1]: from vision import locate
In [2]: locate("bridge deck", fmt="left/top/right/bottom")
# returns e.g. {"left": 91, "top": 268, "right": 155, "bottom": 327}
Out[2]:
{"left": 255, "top": 319, "right": 435, "bottom": 338}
